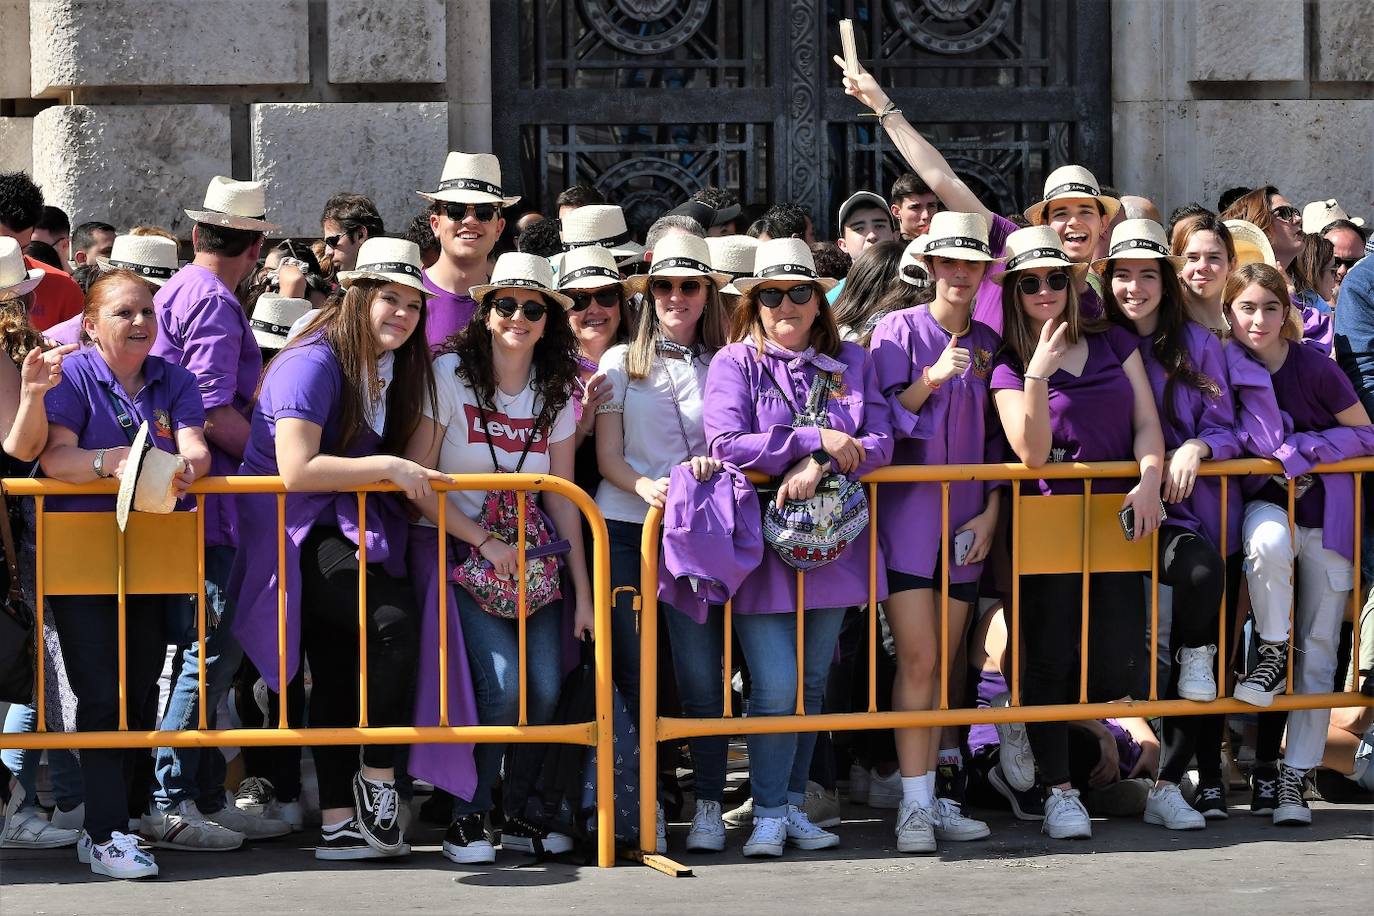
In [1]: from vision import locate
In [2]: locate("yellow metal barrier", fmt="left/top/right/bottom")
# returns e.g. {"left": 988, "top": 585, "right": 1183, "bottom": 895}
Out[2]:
{"left": 3, "top": 473, "right": 618, "bottom": 869}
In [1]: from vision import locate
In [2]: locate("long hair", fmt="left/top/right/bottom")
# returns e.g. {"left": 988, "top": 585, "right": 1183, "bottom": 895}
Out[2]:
{"left": 1170, "top": 212, "right": 1236, "bottom": 262}
{"left": 830, "top": 240, "right": 905, "bottom": 337}
{"left": 730, "top": 281, "right": 842, "bottom": 358}
{"left": 1220, "top": 186, "right": 1280, "bottom": 235}
{"left": 1222, "top": 262, "right": 1301, "bottom": 341}
{"left": 857, "top": 280, "right": 932, "bottom": 348}
{"left": 1290, "top": 232, "right": 1334, "bottom": 297}
{"left": 625, "top": 278, "right": 727, "bottom": 379}
{"left": 998, "top": 271, "right": 1103, "bottom": 369}
{"left": 0, "top": 292, "right": 43, "bottom": 365}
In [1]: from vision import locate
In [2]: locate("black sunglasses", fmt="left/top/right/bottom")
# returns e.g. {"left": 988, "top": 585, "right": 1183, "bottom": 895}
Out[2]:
{"left": 1335, "top": 256, "right": 1362, "bottom": 271}
{"left": 650, "top": 278, "right": 703, "bottom": 296}
{"left": 323, "top": 229, "right": 354, "bottom": 248}
{"left": 1017, "top": 271, "right": 1071, "bottom": 296}
{"left": 757, "top": 285, "right": 816, "bottom": 308}
{"left": 1270, "top": 205, "right": 1301, "bottom": 224}
{"left": 490, "top": 297, "right": 548, "bottom": 321}
{"left": 442, "top": 202, "right": 499, "bottom": 223}
{"left": 570, "top": 288, "right": 620, "bottom": 312}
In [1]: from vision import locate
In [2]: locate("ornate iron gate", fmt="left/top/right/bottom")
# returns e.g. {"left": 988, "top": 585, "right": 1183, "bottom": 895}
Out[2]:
{"left": 490, "top": 0, "right": 1110, "bottom": 237}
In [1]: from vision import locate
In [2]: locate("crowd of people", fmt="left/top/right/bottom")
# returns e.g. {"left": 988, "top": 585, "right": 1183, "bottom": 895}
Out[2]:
{"left": 0, "top": 57, "right": 1371, "bottom": 880}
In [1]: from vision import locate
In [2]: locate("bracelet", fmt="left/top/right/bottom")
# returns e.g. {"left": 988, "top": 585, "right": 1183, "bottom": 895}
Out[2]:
{"left": 476, "top": 533, "right": 496, "bottom": 549}
{"left": 1024, "top": 374, "right": 1051, "bottom": 381}
{"left": 920, "top": 366, "right": 942, "bottom": 390}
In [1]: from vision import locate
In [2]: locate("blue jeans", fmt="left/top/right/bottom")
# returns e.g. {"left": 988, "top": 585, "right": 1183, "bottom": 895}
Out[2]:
{"left": 153, "top": 546, "right": 244, "bottom": 813}
{"left": 607, "top": 520, "right": 645, "bottom": 715}
{"left": 735, "top": 607, "right": 846, "bottom": 818}
{"left": 1, "top": 703, "right": 83, "bottom": 810}
{"left": 451, "top": 588, "right": 563, "bottom": 819}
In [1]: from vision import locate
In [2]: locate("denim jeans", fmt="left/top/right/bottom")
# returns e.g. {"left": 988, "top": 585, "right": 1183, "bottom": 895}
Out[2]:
{"left": 153, "top": 545, "right": 244, "bottom": 813}
{"left": 1, "top": 703, "right": 83, "bottom": 810}
{"left": 607, "top": 520, "right": 645, "bottom": 715}
{"left": 735, "top": 607, "right": 846, "bottom": 818}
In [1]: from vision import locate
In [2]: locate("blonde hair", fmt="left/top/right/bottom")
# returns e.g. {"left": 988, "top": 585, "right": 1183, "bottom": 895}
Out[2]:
{"left": 0, "top": 294, "right": 43, "bottom": 365}
{"left": 129, "top": 225, "right": 178, "bottom": 242}
{"left": 625, "top": 278, "right": 727, "bottom": 379}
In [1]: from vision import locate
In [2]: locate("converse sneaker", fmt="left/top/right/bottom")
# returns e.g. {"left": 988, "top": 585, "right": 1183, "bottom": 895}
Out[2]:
{"left": 933, "top": 796, "right": 990, "bottom": 841}
{"left": 140, "top": 800, "right": 244, "bottom": 851}
{"left": 1233, "top": 640, "right": 1288, "bottom": 707}
{"left": 1144, "top": 783, "right": 1205, "bottom": 830}
{"left": 1193, "top": 778, "right": 1229, "bottom": 820}
{"left": 865, "top": 768, "right": 902, "bottom": 809}
{"left": 1, "top": 807, "right": 82, "bottom": 849}
{"left": 442, "top": 813, "right": 495, "bottom": 864}
{"left": 316, "top": 817, "right": 402, "bottom": 860}
{"left": 500, "top": 815, "right": 574, "bottom": 856}
{"left": 1250, "top": 764, "right": 1279, "bottom": 816}
{"left": 1042, "top": 786, "right": 1092, "bottom": 839}
{"left": 847, "top": 763, "right": 871, "bottom": 803}
{"left": 742, "top": 815, "right": 786, "bottom": 857}
{"left": 1272, "top": 764, "right": 1312, "bottom": 826}
{"left": 988, "top": 764, "right": 1045, "bottom": 821}
{"left": 894, "top": 801, "right": 937, "bottom": 854}
{"left": 991, "top": 691, "right": 1036, "bottom": 791}
{"left": 685, "top": 799, "right": 727, "bottom": 852}
{"left": 1176, "top": 644, "right": 1219, "bottom": 701}
{"left": 234, "top": 776, "right": 276, "bottom": 816}
{"left": 784, "top": 804, "right": 839, "bottom": 850}
{"left": 203, "top": 795, "right": 291, "bottom": 840}
{"left": 722, "top": 796, "right": 753, "bottom": 829}
{"left": 351, "top": 772, "right": 403, "bottom": 854}
{"left": 90, "top": 831, "right": 159, "bottom": 879}
{"left": 803, "top": 781, "right": 842, "bottom": 829}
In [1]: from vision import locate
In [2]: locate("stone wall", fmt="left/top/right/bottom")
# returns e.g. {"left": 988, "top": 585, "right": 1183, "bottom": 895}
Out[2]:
{"left": 1112, "top": 0, "right": 1374, "bottom": 219}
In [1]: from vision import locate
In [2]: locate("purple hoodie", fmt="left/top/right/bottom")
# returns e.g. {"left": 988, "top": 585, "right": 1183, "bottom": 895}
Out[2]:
{"left": 658, "top": 462, "right": 764, "bottom": 624}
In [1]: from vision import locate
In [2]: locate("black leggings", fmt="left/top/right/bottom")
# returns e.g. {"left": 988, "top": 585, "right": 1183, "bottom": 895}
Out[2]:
{"left": 234, "top": 656, "right": 307, "bottom": 802}
{"left": 1191, "top": 553, "right": 1244, "bottom": 780}
{"left": 299, "top": 526, "right": 419, "bottom": 810}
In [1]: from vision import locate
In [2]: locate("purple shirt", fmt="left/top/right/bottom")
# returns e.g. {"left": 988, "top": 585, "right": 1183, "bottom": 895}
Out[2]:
{"left": 990, "top": 324, "right": 1140, "bottom": 495}
{"left": 971, "top": 214, "right": 1018, "bottom": 334}
{"left": 152, "top": 264, "right": 262, "bottom": 547}
{"left": 870, "top": 306, "right": 1000, "bottom": 583}
{"left": 1298, "top": 296, "right": 1335, "bottom": 356}
{"left": 44, "top": 348, "right": 205, "bottom": 513}
{"left": 44, "top": 313, "right": 85, "bottom": 348}
{"left": 422, "top": 269, "right": 478, "bottom": 352}
{"left": 704, "top": 341, "right": 893, "bottom": 614}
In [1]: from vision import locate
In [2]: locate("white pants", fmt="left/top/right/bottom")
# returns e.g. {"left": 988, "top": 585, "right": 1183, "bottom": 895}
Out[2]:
{"left": 1242, "top": 501, "right": 1355, "bottom": 769}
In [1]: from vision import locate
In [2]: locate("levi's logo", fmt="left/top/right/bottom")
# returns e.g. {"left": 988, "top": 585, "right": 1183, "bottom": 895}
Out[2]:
{"left": 464, "top": 404, "right": 549, "bottom": 454}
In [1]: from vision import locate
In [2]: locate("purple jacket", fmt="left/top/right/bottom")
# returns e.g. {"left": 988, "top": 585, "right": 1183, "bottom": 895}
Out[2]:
{"left": 658, "top": 462, "right": 763, "bottom": 624}
{"left": 1224, "top": 341, "right": 1286, "bottom": 551}
{"left": 704, "top": 341, "right": 893, "bottom": 614}
{"left": 1299, "top": 298, "right": 1335, "bottom": 356}
{"left": 1273, "top": 425, "right": 1374, "bottom": 563}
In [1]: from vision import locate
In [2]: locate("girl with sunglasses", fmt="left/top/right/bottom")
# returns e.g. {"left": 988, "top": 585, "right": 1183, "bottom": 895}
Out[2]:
{"left": 990, "top": 226, "right": 1166, "bottom": 841}
{"left": 595, "top": 234, "right": 730, "bottom": 853}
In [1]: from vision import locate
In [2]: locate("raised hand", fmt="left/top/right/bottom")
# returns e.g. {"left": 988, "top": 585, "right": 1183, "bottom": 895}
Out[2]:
{"left": 928, "top": 334, "right": 971, "bottom": 386}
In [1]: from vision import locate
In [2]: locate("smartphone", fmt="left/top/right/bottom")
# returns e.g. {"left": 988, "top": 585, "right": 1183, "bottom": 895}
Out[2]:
{"left": 1119, "top": 503, "right": 1168, "bottom": 541}
{"left": 954, "top": 528, "right": 976, "bottom": 566}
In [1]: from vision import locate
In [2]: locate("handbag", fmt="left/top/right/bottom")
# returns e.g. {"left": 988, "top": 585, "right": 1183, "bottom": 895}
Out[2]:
{"left": 0, "top": 484, "right": 36, "bottom": 704}
{"left": 757, "top": 361, "right": 870, "bottom": 571}
{"left": 451, "top": 400, "right": 569, "bottom": 619}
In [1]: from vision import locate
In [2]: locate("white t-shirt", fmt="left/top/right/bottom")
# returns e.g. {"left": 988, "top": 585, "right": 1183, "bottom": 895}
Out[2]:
{"left": 593, "top": 342, "right": 712, "bottom": 524}
{"left": 423, "top": 352, "right": 575, "bottom": 521}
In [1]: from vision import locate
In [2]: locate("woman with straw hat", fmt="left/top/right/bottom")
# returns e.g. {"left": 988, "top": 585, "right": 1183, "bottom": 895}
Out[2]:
{"left": 989, "top": 226, "right": 1165, "bottom": 842}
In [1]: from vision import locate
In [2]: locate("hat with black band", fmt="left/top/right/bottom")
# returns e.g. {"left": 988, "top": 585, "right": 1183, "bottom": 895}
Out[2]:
{"left": 1025, "top": 165, "right": 1121, "bottom": 226}
{"left": 1090, "top": 218, "right": 1185, "bottom": 273}
{"left": 559, "top": 205, "right": 646, "bottom": 261}
{"left": 991, "top": 225, "right": 1088, "bottom": 284}
{"left": 625, "top": 235, "right": 730, "bottom": 293}
{"left": 336, "top": 238, "right": 431, "bottom": 296}
{"left": 250, "top": 295, "right": 312, "bottom": 350}
{"left": 733, "top": 237, "right": 839, "bottom": 293}
{"left": 418, "top": 151, "right": 521, "bottom": 207}
{"left": 96, "top": 235, "right": 181, "bottom": 288}
{"left": 558, "top": 247, "right": 626, "bottom": 293}
{"left": 917, "top": 212, "right": 999, "bottom": 263}
{"left": 470, "top": 252, "right": 574, "bottom": 309}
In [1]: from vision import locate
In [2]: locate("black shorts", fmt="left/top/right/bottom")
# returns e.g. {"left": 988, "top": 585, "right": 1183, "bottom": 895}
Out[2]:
{"left": 886, "top": 567, "right": 979, "bottom": 604}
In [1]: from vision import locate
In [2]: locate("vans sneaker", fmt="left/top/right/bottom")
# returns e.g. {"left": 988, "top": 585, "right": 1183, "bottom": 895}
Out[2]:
{"left": 1042, "top": 787, "right": 1092, "bottom": 839}
{"left": 1144, "top": 783, "right": 1205, "bottom": 830}
{"left": 316, "top": 817, "right": 393, "bottom": 860}
{"left": 1272, "top": 764, "right": 1312, "bottom": 826}
{"left": 442, "top": 813, "right": 495, "bottom": 864}
{"left": 742, "top": 816, "right": 786, "bottom": 857}
{"left": 90, "top": 831, "right": 158, "bottom": 879}
{"left": 141, "top": 801, "right": 244, "bottom": 851}
{"left": 895, "top": 801, "right": 936, "bottom": 854}
{"left": 685, "top": 799, "right": 726, "bottom": 852}
{"left": 351, "top": 772, "right": 403, "bottom": 854}
{"left": 1233, "top": 640, "right": 1288, "bottom": 707}
{"left": 1176, "top": 645, "right": 1219, "bottom": 701}
{"left": 784, "top": 804, "right": 839, "bottom": 850}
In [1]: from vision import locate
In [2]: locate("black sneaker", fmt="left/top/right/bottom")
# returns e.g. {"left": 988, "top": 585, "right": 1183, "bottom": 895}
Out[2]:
{"left": 351, "top": 772, "right": 404, "bottom": 855}
{"left": 936, "top": 758, "right": 968, "bottom": 806}
{"left": 1193, "top": 778, "right": 1229, "bottom": 820}
{"left": 499, "top": 815, "right": 574, "bottom": 856}
{"left": 988, "top": 764, "right": 1045, "bottom": 821}
{"left": 1273, "top": 764, "right": 1312, "bottom": 826}
{"left": 1250, "top": 764, "right": 1279, "bottom": 816}
{"left": 442, "top": 813, "right": 495, "bottom": 864}
{"left": 1233, "top": 640, "right": 1288, "bottom": 707}
{"left": 315, "top": 817, "right": 392, "bottom": 861}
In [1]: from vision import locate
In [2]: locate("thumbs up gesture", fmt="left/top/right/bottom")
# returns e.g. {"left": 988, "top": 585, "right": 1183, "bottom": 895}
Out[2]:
{"left": 927, "top": 333, "right": 971, "bottom": 386}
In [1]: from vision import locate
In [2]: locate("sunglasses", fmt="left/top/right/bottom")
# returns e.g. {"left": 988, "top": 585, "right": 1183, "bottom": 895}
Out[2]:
{"left": 323, "top": 230, "right": 354, "bottom": 248}
{"left": 650, "top": 278, "right": 703, "bottom": 296}
{"left": 1271, "top": 205, "right": 1302, "bottom": 224}
{"left": 757, "top": 285, "right": 816, "bottom": 308}
{"left": 1335, "top": 256, "right": 1361, "bottom": 271}
{"left": 1017, "top": 271, "right": 1071, "bottom": 296}
{"left": 442, "top": 202, "right": 499, "bottom": 223}
{"left": 490, "top": 297, "right": 548, "bottom": 322}
{"left": 570, "top": 288, "right": 620, "bottom": 312}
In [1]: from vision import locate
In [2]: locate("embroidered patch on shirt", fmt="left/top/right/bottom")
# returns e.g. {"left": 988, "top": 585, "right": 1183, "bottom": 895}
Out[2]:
{"left": 1048, "top": 446, "right": 1068, "bottom": 463}
{"left": 153, "top": 409, "right": 174, "bottom": 439}
{"left": 972, "top": 347, "right": 993, "bottom": 379}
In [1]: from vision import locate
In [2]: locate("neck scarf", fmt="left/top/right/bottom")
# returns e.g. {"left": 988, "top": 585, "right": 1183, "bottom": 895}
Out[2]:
{"left": 763, "top": 340, "right": 846, "bottom": 374}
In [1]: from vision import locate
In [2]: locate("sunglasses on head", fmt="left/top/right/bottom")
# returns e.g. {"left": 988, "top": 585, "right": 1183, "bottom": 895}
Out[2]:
{"left": 757, "top": 285, "right": 816, "bottom": 308}
{"left": 490, "top": 297, "right": 548, "bottom": 321}
{"left": 1270, "top": 205, "right": 1301, "bottom": 224}
{"left": 650, "top": 278, "right": 703, "bottom": 296}
{"left": 570, "top": 288, "right": 620, "bottom": 312}
{"left": 441, "top": 202, "right": 499, "bottom": 223}
{"left": 1017, "top": 271, "right": 1071, "bottom": 296}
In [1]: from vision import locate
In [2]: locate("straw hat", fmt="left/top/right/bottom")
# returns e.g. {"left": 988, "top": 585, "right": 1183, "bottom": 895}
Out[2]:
{"left": 560, "top": 205, "right": 645, "bottom": 261}
{"left": 417, "top": 151, "right": 521, "bottom": 207}
{"left": 1302, "top": 198, "right": 1365, "bottom": 234}
{"left": 991, "top": 226, "right": 1087, "bottom": 284}
{"left": 1024, "top": 165, "right": 1121, "bottom": 226}
{"left": 96, "top": 235, "right": 180, "bottom": 287}
{"left": 706, "top": 235, "right": 758, "bottom": 295}
{"left": 184, "top": 176, "right": 279, "bottom": 233}
{"left": 0, "top": 237, "right": 43, "bottom": 300}
{"left": 836, "top": 190, "right": 891, "bottom": 236}
{"left": 624, "top": 235, "right": 730, "bottom": 294}
{"left": 336, "top": 238, "right": 429, "bottom": 296}
{"left": 732, "top": 238, "right": 839, "bottom": 293}
{"left": 897, "top": 237, "right": 930, "bottom": 287}
{"left": 115, "top": 422, "right": 185, "bottom": 531}
{"left": 917, "top": 211, "right": 999, "bottom": 262}
{"left": 1090, "top": 218, "right": 1185, "bottom": 272}
{"left": 1224, "top": 219, "right": 1278, "bottom": 268}
{"left": 557, "top": 245, "right": 624, "bottom": 292}
{"left": 250, "top": 295, "right": 312, "bottom": 350}
{"left": 469, "top": 252, "right": 574, "bottom": 309}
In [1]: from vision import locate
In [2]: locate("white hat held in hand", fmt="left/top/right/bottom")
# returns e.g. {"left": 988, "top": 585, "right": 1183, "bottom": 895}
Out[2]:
{"left": 470, "top": 252, "right": 574, "bottom": 309}
{"left": 733, "top": 237, "right": 839, "bottom": 293}
{"left": 336, "top": 238, "right": 430, "bottom": 297}
{"left": 116, "top": 421, "right": 187, "bottom": 531}
{"left": 1024, "top": 165, "right": 1121, "bottom": 226}
{"left": 96, "top": 235, "right": 180, "bottom": 287}
{"left": 184, "top": 176, "right": 279, "bottom": 233}
{"left": 417, "top": 151, "right": 521, "bottom": 207}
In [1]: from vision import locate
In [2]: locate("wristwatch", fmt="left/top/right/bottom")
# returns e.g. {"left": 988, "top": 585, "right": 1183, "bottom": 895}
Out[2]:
{"left": 810, "top": 449, "right": 832, "bottom": 470}
{"left": 93, "top": 448, "right": 108, "bottom": 478}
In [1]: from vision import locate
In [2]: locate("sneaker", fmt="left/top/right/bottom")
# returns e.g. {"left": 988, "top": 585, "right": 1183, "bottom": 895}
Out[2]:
{"left": 685, "top": 799, "right": 727, "bottom": 852}
{"left": 990, "top": 692, "right": 1036, "bottom": 791}
{"left": 51, "top": 803, "right": 85, "bottom": 831}
{"left": 933, "top": 796, "right": 990, "bottom": 841}
{"left": 442, "top": 813, "right": 495, "bottom": 864}
{"left": 1193, "top": 778, "right": 1228, "bottom": 820}
{"left": 1176, "top": 644, "right": 1219, "bottom": 701}
{"left": 1233, "top": 640, "right": 1288, "bottom": 707}
{"left": 1250, "top": 764, "right": 1279, "bottom": 816}
{"left": 742, "top": 816, "right": 786, "bottom": 857}
{"left": 783, "top": 804, "right": 839, "bottom": 850}
{"left": 77, "top": 830, "right": 93, "bottom": 863}
{"left": 500, "top": 815, "right": 574, "bottom": 856}
{"left": 140, "top": 801, "right": 244, "bottom": 851}
{"left": 1042, "top": 787, "right": 1092, "bottom": 839}
{"left": 1144, "top": 783, "right": 1206, "bottom": 830}
{"left": 316, "top": 817, "right": 395, "bottom": 860}
{"left": 234, "top": 776, "right": 276, "bottom": 816}
{"left": 1, "top": 807, "right": 82, "bottom": 849}
{"left": 847, "top": 763, "right": 870, "bottom": 804}
{"left": 203, "top": 796, "right": 291, "bottom": 840}
{"left": 987, "top": 765, "right": 1044, "bottom": 821}
{"left": 351, "top": 772, "right": 403, "bottom": 855}
{"left": 656, "top": 802, "right": 668, "bottom": 853}
{"left": 90, "top": 831, "right": 159, "bottom": 879}
{"left": 1272, "top": 765, "right": 1312, "bottom": 826}
{"left": 722, "top": 796, "right": 753, "bottom": 829}
{"left": 865, "top": 768, "right": 902, "bottom": 809}
{"left": 894, "top": 801, "right": 937, "bottom": 854}
{"left": 803, "top": 781, "right": 842, "bottom": 829}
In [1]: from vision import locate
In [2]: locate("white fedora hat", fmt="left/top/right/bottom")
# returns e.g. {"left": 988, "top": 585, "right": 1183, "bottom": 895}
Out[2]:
{"left": 625, "top": 235, "right": 731, "bottom": 294}
{"left": 1024, "top": 165, "right": 1121, "bottom": 226}
{"left": 732, "top": 237, "right": 839, "bottom": 293}
{"left": 470, "top": 252, "right": 574, "bottom": 309}
{"left": 557, "top": 246, "right": 624, "bottom": 293}
{"left": 991, "top": 226, "right": 1087, "bottom": 284}
{"left": 897, "top": 237, "right": 930, "bottom": 287}
{"left": 560, "top": 205, "right": 645, "bottom": 261}
{"left": 1302, "top": 198, "right": 1365, "bottom": 234}
{"left": 417, "top": 151, "right": 521, "bottom": 207}
{"left": 336, "top": 237, "right": 429, "bottom": 297}
{"left": 250, "top": 295, "right": 312, "bottom": 351}
{"left": 918, "top": 211, "right": 999, "bottom": 262}
{"left": 116, "top": 422, "right": 186, "bottom": 531}
{"left": 1224, "top": 219, "right": 1278, "bottom": 268}
{"left": 96, "top": 234, "right": 180, "bottom": 287}
{"left": 706, "top": 234, "right": 758, "bottom": 295}
{"left": 0, "top": 237, "right": 43, "bottom": 300}
{"left": 1090, "top": 218, "right": 1185, "bottom": 272}
{"left": 184, "top": 176, "right": 279, "bottom": 233}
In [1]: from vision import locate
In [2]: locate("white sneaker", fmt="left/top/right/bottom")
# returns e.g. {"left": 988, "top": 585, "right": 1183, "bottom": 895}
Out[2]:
{"left": 803, "top": 781, "right": 842, "bottom": 829}
{"left": 783, "top": 804, "right": 839, "bottom": 850}
{"left": 655, "top": 802, "right": 667, "bottom": 854}
{"left": 865, "top": 768, "right": 902, "bottom": 809}
{"left": 685, "top": 799, "right": 727, "bottom": 852}
{"left": 934, "top": 797, "right": 990, "bottom": 841}
{"left": 722, "top": 796, "right": 753, "bottom": 828}
{"left": 140, "top": 800, "right": 244, "bottom": 851}
{"left": 51, "top": 803, "right": 85, "bottom": 830}
{"left": 847, "top": 763, "right": 871, "bottom": 803}
{"left": 1144, "top": 783, "right": 1206, "bottom": 830}
{"left": 77, "top": 830, "right": 93, "bottom": 863}
{"left": 991, "top": 691, "right": 1036, "bottom": 791}
{"left": 1, "top": 807, "right": 82, "bottom": 849}
{"left": 1176, "top": 645, "right": 1219, "bottom": 701}
{"left": 1043, "top": 787, "right": 1092, "bottom": 839}
{"left": 234, "top": 777, "right": 304, "bottom": 829}
{"left": 203, "top": 796, "right": 292, "bottom": 839}
{"left": 90, "top": 831, "right": 159, "bottom": 879}
{"left": 742, "top": 816, "right": 786, "bottom": 857}
{"left": 895, "top": 801, "right": 937, "bottom": 854}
